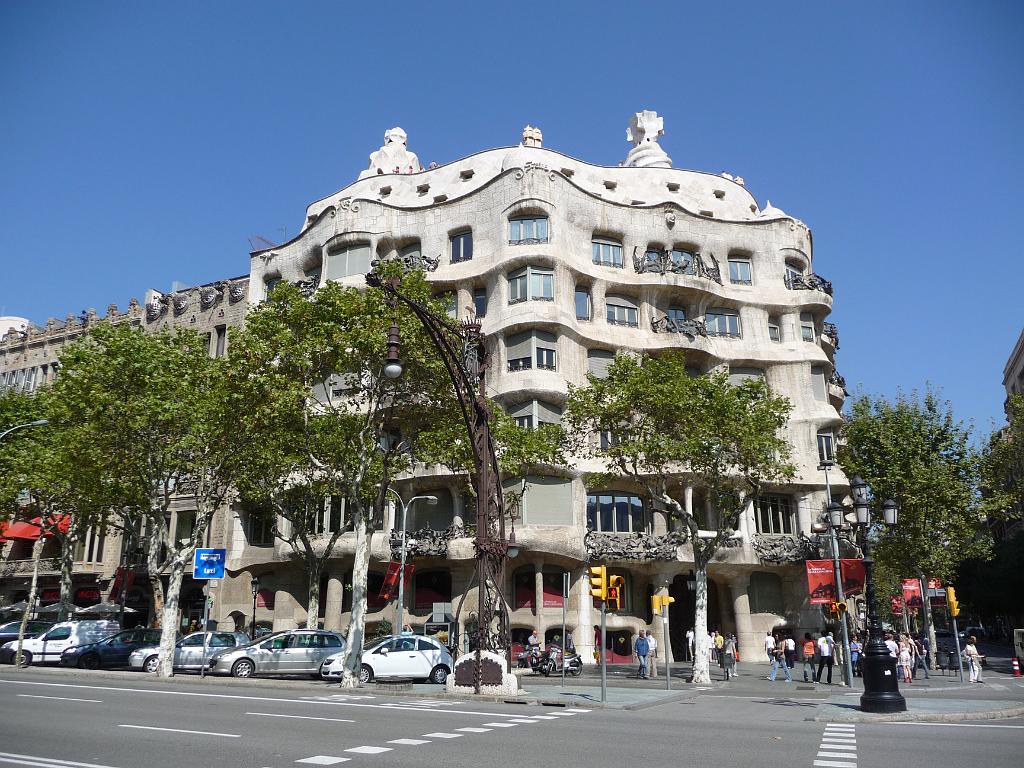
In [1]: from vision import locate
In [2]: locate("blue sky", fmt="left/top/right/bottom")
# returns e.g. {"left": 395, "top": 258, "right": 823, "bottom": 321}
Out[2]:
{"left": 1, "top": 1, "right": 1021, "bottom": 434}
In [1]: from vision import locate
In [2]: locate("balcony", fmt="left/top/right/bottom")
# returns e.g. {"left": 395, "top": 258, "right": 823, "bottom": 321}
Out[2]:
{"left": 822, "top": 321, "right": 840, "bottom": 350}
{"left": 633, "top": 247, "right": 723, "bottom": 285}
{"left": 651, "top": 316, "right": 708, "bottom": 337}
{"left": 828, "top": 370, "right": 848, "bottom": 406}
{"left": 784, "top": 273, "right": 833, "bottom": 296}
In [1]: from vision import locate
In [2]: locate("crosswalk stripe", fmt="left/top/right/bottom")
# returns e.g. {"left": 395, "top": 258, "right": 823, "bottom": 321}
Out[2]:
{"left": 483, "top": 722, "right": 517, "bottom": 728}
{"left": 343, "top": 747, "right": 391, "bottom": 755}
{"left": 455, "top": 728, "right": 493, "bottom": 733}
{"left": 422, "top": 733, "right": 461, "bottom": 739}
{"left": 813, "top": 761, "right": 857, "bottom": 768}
{"left": 819, "top": 743, "right": 856, "bottom": 750}
{"left": 388, "top": 739, "right": 429, "bottom": 746}
{"left": 819, "top": 752, "right": 857, "bottom": 759}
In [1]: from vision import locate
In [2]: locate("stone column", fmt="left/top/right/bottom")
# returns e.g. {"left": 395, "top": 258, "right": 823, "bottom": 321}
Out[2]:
{"left": 797, "top": 492, "right": 813, "bottom": 536}
{"left": 575, "top": 567, "right": 594, "bottom": 663}
{"left": 451, "top": 488, "right": 464, "bottom": 528}
{"left": 684, "top": 485, "right": 694, "bottom": 520}
{"left": 323, "top": 573, "right": 345, "bottom": 631}
{"left": 717, "top": 578, "right": 735, "bottom": 634}
{"left": 729, "top": 575, "right": 757, "bottom": 665}
{"left": 272, "top": 585, "right": 301, "bottom": 631}
{"left": 743, "top": 496, "right": 756, "bottom": 541}
{"left": 533, "top": 561, "right": 545, "bottom": 621}
{"left": 653, "top": 566, "right": 675, "bottom": 664}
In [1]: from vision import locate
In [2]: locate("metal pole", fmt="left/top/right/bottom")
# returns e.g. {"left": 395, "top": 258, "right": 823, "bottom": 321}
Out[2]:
{"left": 250, "top": 590, "right": 257, "bottom": 640}
{"left": 663, "top": 604, "right": 670, "bottom": 690}
{"left": 952, "top": 615, "right": 964, "bottom": 683}
{"left": 395, "top": 496, "right": 408, "bottom": 636}
{"left": 600, "top": 601, "right": 607, "bottom": 703}
{"left": 200, "top": 594, "right": 211, "bottom": 679}
{"left": 561, "top": 572, "right": 567, "bottom": 687}
{"left": 823, "top": 464, "right": 854, "bottom": 688}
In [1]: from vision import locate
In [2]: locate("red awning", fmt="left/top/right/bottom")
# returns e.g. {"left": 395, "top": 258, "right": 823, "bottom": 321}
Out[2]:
{"left": 31, "top": 515, "right": 71, "bottom": 535}
{"left": 3, "top": 521, "right": 42, "bottom": 541}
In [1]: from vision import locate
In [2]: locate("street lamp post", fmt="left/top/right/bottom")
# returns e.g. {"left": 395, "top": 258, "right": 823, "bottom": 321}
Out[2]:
{"left": 850, "top": 474, "right": 906, "bottom": 713}
{"left": 0, "top": 419, "right": 48, "bottom": 443}
{"left": 250, "top": 576, "right": 260, "bottom": 640}
{"left": 388, "top": 489, "right": 438, "bottom": 635}
{"left": 811, "top": 495, "right": 855, "bottom": 688}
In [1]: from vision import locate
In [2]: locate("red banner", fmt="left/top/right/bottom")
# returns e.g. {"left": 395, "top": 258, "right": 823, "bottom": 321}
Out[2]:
{"left": 901, "top": 578, "right": 923, "bottom": 609}
{"left": 805, "top": 560, "right": 836, "bottom": 604}
{"left": 379, "top": 561, "right": 414, "bottom": 601}
{"left": 927, "top": 577, "right": 943, "bottom": 589}
{"left": 891, "top": 595, "right": 904, "bottom": 613}
{"left": 840, "top": 559, "right": 866, "bottom": 596}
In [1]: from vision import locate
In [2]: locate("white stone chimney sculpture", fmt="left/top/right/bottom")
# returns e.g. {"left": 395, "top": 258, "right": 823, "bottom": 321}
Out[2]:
{"left": 359, "top": 126, "right": 423, "bottom": 178}
{"left": 624, "top": 110, "right": 672, "bottom": 169}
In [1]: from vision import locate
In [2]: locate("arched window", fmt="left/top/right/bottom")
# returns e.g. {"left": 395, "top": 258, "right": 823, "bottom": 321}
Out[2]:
{"left": 325, "top": 242, "right": 371, "bottom": 280}
{"left": 413, "top": 570, "right": 453, "bottom": 610}
{"left": 586, "top": 492, "right": 647, "bottom": 534}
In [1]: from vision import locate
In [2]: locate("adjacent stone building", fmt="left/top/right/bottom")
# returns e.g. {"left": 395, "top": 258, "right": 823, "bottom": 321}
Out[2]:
{"left": 1, "top": 112, "right": 847, "bottom": 662}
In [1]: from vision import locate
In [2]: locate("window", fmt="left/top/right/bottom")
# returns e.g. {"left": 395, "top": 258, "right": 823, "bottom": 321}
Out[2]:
{"left": 670, "top": 249, "right": 698, "bottom": 275}
{"left": 314, "top": 496, "right": 346, "bottom": 535}
{"left": 785, "top": 259, "right": 804, "bottom": 283}
{"left": 606, "top": 296, "right": 639, "bottom": 327}
{"left": 817, "top": 431, "right": 835, "bottom": 464}
{"left": 509, "top": 400, "right": 562, "bottom": 429}
{"left": 757, "top": 494, "right": 795, "bottom": 535}
{"left": 592, "top": 238, "right": 623, "bottom": 267}
{"left": 214, "top": 325, "right": 226, "bottom": 358}
{"left": 800, "top": 312, "right": 815, "bottom": 342}
{"left": 506, "top": 330, "right": 557, "bottom": 372}
{"left": 406, "top": 489, "right": 454, "bottom": 530}
{"left": 451, "top": 231, "right": 473, "bottom": 263}
{"left": 325, "top": 242, "right": 371, "bottom": 280}
{"left": 514, "top": 414, "right": 533, "bottom": 429}
{"left": 728, "top": 257, "right": 752, "bottom": 285}
{"left": 811, "top": 365, "right": 827, "bottom": 401}
{"left": 264, "top": 276, "right": 281, "bottom": 295}
{"left": 599, "top": 431, "right": 621, "bottom": 451}
{"left": 504, "top": 476, "right": 573, "bottom": 525}
{"left": 749, "top": 571, "right": 784, "bottom": 614}
{"left": 768, "top": 317, "right": 781, "bottom": 342}
{"left": 413, "top": 571, "right": 452, "bottom": 610}
{"left": 667, "top": 306, "right": 687, "bottom": 328}
{"left": 728, "top": 367, "right": 765, "bottom": 386}
{"left": 247, "top": 508, "right": 274, "bottom": 546}
{"left": 575, "top": 288, "right": 592, "bottom": 320}
{"left": 473, "top": 288, "right": 487, "bottom": 318}
{"left": 706, "top": 308, "right": 741, "bottom": 337}
{"left": 508, "top": 266, "right": 553, "bottom": 303}
{"left": 509, "top": 216, "right": 549, "bottom": 245}
{"left": 587, "top": 349, "right": 615, "bottom": 378}
{"left": 586, "top": 492, "right": 646, "bottom": 533}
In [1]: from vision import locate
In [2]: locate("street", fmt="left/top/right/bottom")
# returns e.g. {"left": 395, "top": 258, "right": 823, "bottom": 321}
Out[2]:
{"left": 1, "top": 666, "right": 1022, "bottom": 768}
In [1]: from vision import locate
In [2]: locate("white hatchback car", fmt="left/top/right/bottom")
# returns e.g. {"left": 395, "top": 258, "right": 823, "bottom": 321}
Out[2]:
{"left": 321, "top": 634, "right": 452, "bottom": 684}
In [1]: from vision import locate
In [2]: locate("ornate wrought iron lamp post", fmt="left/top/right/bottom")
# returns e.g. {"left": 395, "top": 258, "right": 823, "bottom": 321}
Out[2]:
{"left": 367, "top": 270, "right": 512, "bottom": 694}
{"left": 849, "top": 474, "right": 906, "bottom": 713}
{"left": 810, "top": 500, "right": 854, "bottom": 687}
{"left": 250, "top": 575, "right": 260, "bottom": 640}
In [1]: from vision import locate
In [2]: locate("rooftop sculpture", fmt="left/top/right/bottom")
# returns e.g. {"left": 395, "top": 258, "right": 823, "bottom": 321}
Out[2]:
{"left": 359, "top": 126, "right": 423, "bottom": 179}
{"left": 624, "top": 110, "right": 672, "bottom": 169}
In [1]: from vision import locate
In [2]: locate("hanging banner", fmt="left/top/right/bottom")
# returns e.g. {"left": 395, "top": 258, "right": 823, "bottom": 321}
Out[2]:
{"left": 840, "top": 559, "right": 866, "bottom": 596}
{"left": 901, "top": 578, "right": 923, "bottom": 609}
{"left": 927, "top": 577, "right": 943, "bottom": 590}
{"left": 891, "top": 595, "right": 904, "bottom": 614}
{"left": 805, "top": 560, "right": 836, "bottom": 605}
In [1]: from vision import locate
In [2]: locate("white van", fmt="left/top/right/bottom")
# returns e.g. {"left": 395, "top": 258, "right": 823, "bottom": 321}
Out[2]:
{"left": 0, "top": 620, "right": 119, "bottom": 666}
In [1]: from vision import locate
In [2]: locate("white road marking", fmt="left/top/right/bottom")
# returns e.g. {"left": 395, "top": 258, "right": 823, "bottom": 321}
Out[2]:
{"left": 813, "top": 761, "right": 857, "bottom": 768}
{"left": 117, "top": 725, "right": 239, "bottom": 738}
{"left": 388, "top": 739, "right": 430, "bottom": 745}
{"left": 507, "top": 718, "right": 538, "bottom": 723}
{"left": 818, "top": 753, "right": 856, "bottom": 760}
{"left": 483, "top": 722, "right": 517, "bottom": 727}
{"left": 344, "top": 747, "right": 391, "bottom": 755}
{"left": 824, "top": 724, "right": 855, "bottom": 730}
{"left": 455, "top": 727, "right": 492, "bottom": 733}
{"left": 566, "top": 708, "right": 591, "bottom": 712}
{"left": 246, "top": 713, "right": 355, "bottom": 724}
{"left": 295, "top": 758, "right": 350, "bottom": 765}
{"left": 884, "top": 722, "right": 1024, "bottom": 729}
{"left": 818, "top": 743, "right": 856, "bottom": 750}
{"left": 0, "top": 679, "right": 531, "bottom": 719}
{"left": 527, "top": 715, "right": 559, "bottom": 720}
{"left": 422, "top": 732, "right": 461, "bottom": 739}
{"left": 0, "top": 753, "right": 119, "bottom": 768}
{"left": 16, "top": 695, "right": 101, "bottom": 703}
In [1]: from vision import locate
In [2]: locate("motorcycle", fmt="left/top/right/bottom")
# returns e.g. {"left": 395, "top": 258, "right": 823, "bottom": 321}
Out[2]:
{"left": 537, "top": 645, "right": 582, "bottom": 677}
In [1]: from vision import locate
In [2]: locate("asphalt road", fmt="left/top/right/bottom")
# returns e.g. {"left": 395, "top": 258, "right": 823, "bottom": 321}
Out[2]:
{"left": 0, "top": 668, "right": 1021, "bottom": 768}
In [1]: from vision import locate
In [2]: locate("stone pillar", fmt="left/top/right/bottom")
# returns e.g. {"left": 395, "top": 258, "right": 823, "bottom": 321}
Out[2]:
{"left": 533, "top": 561, "right": 545, "bottom": 621}
{"left": 684, "top": 485, "right": 694, "bottom": 521}
{"left": 729, "top": 575, "right": 757, "bottom": 665}
{"left": 737, "top": 491, "right": 749, "bottom": 541}
{"left": 323, "top": 573, "right": 345, "bottom": 631}
{"left": 717, "top": 578, "right": 735, "bottom": 634}
{"left": 451, "top": 488, "right": 464, "bottom": 528}
{"left": 653, "top": 567, "right": 674, "bottom": 664}
{"left": 797, "top": 492, "right": 813, "bottom": 536}
{"left": 272, "top": 585, "right": 301, "bottom": 631}
{"left": 575, "top": 567, "right": 594, "bottom": 663}
{"left": 743, "top": 496, "right": 756, "bottom": 541}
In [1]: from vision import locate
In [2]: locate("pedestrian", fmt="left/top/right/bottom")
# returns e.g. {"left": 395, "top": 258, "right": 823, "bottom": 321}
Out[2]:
{"left": 815, "top": 631, "right": 835, "bottom": 684}
{"left": 635, "top": 630, "right": 650, "bottom": 679}
{"left": 898, "top": 641, "right": 913, "bottom": 683}
{"left": 646, "top": 630, "right": 658, "bottom": 678}
{"left": 963, "top": 636, "right": 983, "bottom": 683}
{"left": 714, "top": 630, "right": 725, "bottom": 668}
{"left": 723, "top": 633, "right": 737, "bottom": 681}
{"left": 849, "top": 635, "right": 862, "bottom": 677}
{"left": 686, "top": 628, "right": 695, "bottom": 661}
{"left": 802, "top": 632, "right": 816, "bottom": 682}
{"left": 784, "top": 634, "right": 797, "bottom": 672}
{"left": 767, "top": 638, "right": 791, "bottom": 682}
{"left": 400, "top": 623, "right": 414, "bottom": 636}
{"left": 764, "top": 630, "right": 776, "bottom": 664}
{"left": 884, "top": 631, "right": 898, "bottom": 657}
{"left": 913, "top": 634, "right": 930, "bottom": 679}
{"left": 527, "top": 628, "right": 542, "bottom": 661}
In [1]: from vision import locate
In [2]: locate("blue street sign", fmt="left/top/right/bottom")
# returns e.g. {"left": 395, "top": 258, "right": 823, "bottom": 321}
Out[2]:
{"left": 193, "top": 548, "right": 226, "bottom": 579}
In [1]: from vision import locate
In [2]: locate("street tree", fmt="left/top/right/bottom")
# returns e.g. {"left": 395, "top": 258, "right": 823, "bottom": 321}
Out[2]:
{"left": 838, "top": 389, "right": 986, "bottom": 657}
{"left": 51, "top": 321, "right": 246, "bottom": 676}
{"left": 563, "top": 351, "right": 794, "bottom": 684}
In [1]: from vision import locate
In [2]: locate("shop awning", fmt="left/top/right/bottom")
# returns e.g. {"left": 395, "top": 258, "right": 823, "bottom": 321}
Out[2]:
{"left": 0, "top": 515, "right": 71, "bottom": 541}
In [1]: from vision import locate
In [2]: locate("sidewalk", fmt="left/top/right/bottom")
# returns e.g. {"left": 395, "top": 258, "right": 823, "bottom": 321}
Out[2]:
{"left": 815, "top": 695, "right": 1024, "bottom": 723}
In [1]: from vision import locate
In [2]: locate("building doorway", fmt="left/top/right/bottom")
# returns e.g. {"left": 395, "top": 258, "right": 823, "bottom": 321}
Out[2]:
{"left": 668, "top": 574, "right": 723, "bottom": 660}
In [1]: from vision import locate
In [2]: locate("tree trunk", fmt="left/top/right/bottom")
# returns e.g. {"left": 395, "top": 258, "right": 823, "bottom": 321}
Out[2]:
{"left": 58, "top": 535, "right": 75, "bottom": 622}
{"left": 337, "top": 513, "right": 372, "bottom": 687}
{"left": 156, "top": 560, "right": 186, "bottom": 677}
{"left": 919, "top": 571, "right": 938, "bottom": 670}
{"left": 16, "top": 536, "right": 47, "bottom": 665}
{"left": 691, "top": 564, "right": 712, "bottom": 684}
{"left": 306, "top": 558, "right": 323, "bottom": 630}
{"left": 146, "top": 531, "right": 165, "bottom": 628}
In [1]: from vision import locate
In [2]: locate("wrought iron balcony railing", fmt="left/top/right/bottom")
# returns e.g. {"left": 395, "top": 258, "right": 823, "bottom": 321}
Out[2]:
{"left": 829, "top": 369, "right": 848, "bottom": 394}
{"left": 784, "top": 272, "right": 833, "bottom": 296}
{"left": 633, "top": 247, "right": 723, "bottom": 285}
{"left": 822, "top": 321, "right": 840, "bottom": 349}
{"left": 651, "top": 316, "right": 708, "bottom": 337}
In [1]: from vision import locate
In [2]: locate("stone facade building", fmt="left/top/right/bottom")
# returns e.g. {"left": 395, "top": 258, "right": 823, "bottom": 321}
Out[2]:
{"left": 1, "top": 112, "right": 847, "bottom": 663}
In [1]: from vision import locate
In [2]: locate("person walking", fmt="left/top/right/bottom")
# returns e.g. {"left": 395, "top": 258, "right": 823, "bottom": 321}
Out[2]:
{"left": 815, "top": 631, "right": 835, "bottom": 684}
{"left": 849, "top": 635, "right": 863, "bottom": 677}
{"left": 964, "top": 636, "right": 983, "bottom": 683}
{"left": 764, "top": 630, "right": 776, "bottom": 665}
{"left": 767, "top": 637, "right": 791, "bottom": 682}
{"left": 646, "top": 630, "right": 658, "bottom": 678}
{"left": 784, "top": 634, "right": 797, "bottom": 673}
{"left": 802, "top": 633, "right": 817, "bottom": 682}
{"left": 898, "top": 640, "right": 913, "bottom": 683}
{"left": 635, "top": 630, "right": 650, "bottom": 679}
{"left": 913, "top": 634, "right": 930, "bottom": 679}
{"left": 686, "top": 628, "right": 695, "bottom": 662}
{"left": 723, "top": 633, "right": 737, "bottom": 681}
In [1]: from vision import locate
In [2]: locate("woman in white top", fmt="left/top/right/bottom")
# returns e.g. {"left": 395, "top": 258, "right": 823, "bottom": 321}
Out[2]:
{"left": 963, "top": 636, "right": 983, "bottom": 683}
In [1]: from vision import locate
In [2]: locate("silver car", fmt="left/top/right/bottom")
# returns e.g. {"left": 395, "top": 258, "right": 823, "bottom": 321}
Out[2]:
{"left": 207, "top": 629, "right": 345, "bottom": 678}
{"left": 129, "top": 631, "right": 250, "bottom": 673}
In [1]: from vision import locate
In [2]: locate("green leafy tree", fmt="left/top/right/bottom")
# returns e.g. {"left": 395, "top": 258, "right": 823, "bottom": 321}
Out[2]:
{"left": 980, "top": 392, "right": 1024, "bottom": 526}
{"left": 563, "top": 351, "right": 794, "bottom": 684}
{"left": 50, "top": 322, "right": 246, "bottom": 676}
{"left": 839, "top": 389, "right": 986, "bottom": 656}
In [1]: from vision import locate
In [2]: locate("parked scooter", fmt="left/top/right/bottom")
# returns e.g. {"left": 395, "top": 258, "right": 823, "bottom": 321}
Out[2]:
{"left": 537, "top": 645, "right": 582, "bottom": 677}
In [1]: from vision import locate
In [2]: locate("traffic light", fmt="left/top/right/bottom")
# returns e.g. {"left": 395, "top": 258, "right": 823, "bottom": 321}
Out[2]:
{"left": 607, "top": 575, "right": 625, "bottom": 611}
{"left": 651, "top": 595, "right": 662, "bottom": 614}
{"left": 836, "top": 600, "right": 848, "bottom": 615}
{"left": 589, "top": 564, "right": 607, "bottom": 602}
{"left": 947, "top": 586, "right": 960, "bottom": 617}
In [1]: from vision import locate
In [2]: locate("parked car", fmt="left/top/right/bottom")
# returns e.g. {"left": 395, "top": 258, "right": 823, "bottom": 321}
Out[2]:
{"left": 60, "top": 628, "right": 165, "bottom": 669}
{"left": 322, "top": 634, "right": 452, "bottom": 685}
{"left": 0, "top": 620, "right": 119, "bottom": 665}
{"left": 129, "top": 631, "right": 250, "bottom": 673}
{"left": 207, "top": 629, "right": 344, "bottom": 678}
{"left": 0, "top": 620, "right": 53, "bottom": 645}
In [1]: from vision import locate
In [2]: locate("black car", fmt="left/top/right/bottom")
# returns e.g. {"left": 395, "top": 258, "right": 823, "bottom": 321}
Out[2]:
{"left": 0, "top": 620, "right": 53, "bottom": 645}
{"left": 60, "top": 628, "right": 164, "bottom": 669}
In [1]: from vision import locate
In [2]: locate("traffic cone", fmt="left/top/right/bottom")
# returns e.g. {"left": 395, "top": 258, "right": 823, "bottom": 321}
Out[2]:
{"left": 1012, "top": 657, "right": 1022, "bottom": 678}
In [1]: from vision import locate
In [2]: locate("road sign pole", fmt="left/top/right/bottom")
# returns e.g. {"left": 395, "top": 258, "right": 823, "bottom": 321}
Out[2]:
{"left": 561, "top": 572, "right": 568, "bottom": 688}
{"left": 952, "top": 615, "right": 964, "bottom": 683}
{"left": 200, "top": 594, "right": 212, "bottom": 679}
{"left": 663, "top": 604, "right": 670, "bottom": 691}
{"left": 600, "top": 601, "right": 607, "bottom": 703}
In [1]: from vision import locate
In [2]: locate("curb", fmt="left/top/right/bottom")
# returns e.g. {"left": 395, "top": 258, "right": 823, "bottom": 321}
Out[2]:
{"left": 811, "top": 701, "right": 1024, "bottom": 723}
